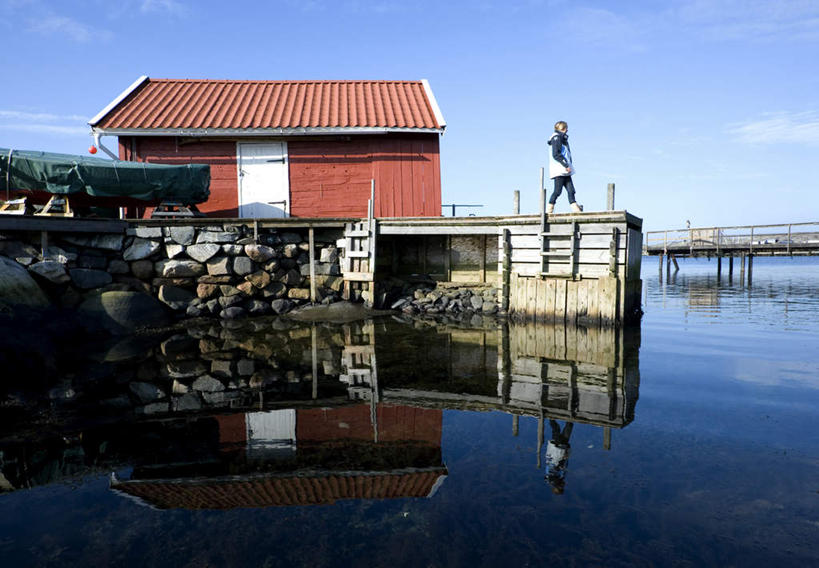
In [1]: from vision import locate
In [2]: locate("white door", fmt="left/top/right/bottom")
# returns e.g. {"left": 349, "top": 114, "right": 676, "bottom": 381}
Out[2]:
{"left": 237, "top": 142, "right": 289, "bottom": 218}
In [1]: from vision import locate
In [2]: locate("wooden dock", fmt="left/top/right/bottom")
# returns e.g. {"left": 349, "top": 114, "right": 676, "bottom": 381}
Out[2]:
{"left": 644, "top": 221, "right": 819, "bottom": 282}
{"left": 0, "top": 209, "right": 644, "bottom": 326}
{"left": 377, "top": 211, "right": 643, "bottom": 325}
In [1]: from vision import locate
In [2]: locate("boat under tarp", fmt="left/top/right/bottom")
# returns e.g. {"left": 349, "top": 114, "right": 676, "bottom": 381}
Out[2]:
{"left": 0, "top": 148, "right": 210, "bottom": 208}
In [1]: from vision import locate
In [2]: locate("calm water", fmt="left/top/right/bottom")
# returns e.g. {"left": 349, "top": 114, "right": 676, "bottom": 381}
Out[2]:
{"left": 1, "top": 256, "right": 819, "bottom": 567}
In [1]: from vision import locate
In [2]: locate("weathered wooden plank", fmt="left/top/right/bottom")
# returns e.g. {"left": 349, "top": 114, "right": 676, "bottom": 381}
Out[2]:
{"left": 598, "top": 276, "right": 618, "bottom": 324}
{"left": 585, "top": 277, "right": 600, "bottom": 325}
{"left": 514, "top": 261, "right": 626, "bottom": 279}
{"left": 344, "top": 271, "right": 375, "bottom": 282}
{"left": 577, "top": 278, "right": 589, "bottom": 321}
{"left": 535, "top": 277, "right": 547, "bottom": 321}
{"left": 545, "top": 278, "right": 557, "bottom": 322}
{"left": 501, "top": 221, "right": 630, "bottom": 236}
{"left": 511, "top": 233, "right": 628, "bottom": 249}
{"left": 345, "top": 250, "right": 370, "bottom": 258}
{"left": 566, "top": 279, "right": 578, "bottom": 324}
{"left": 554, "top": 279, "right": 567, "bottom": 323}
{"left": 511, "top": 247, "right": 627, "bottom": 264}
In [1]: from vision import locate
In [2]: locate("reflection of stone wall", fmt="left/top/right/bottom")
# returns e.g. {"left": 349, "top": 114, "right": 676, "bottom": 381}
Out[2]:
{"left": 0, "top": 223, "right": 343, "bottom": 320}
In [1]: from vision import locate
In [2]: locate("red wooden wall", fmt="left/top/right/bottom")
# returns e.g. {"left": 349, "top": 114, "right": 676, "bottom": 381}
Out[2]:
{"left": 288, "top": 134, "right": 441, "bottom": 218}
{"left": 118, "top": 133, "right": 441, "bottom": 218}
{"left": 119, "top": 137, "right": 239, "bottom": 216}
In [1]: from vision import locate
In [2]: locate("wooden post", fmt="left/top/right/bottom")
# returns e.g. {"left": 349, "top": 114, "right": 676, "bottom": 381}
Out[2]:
{"left": 717, "top": 255, "right": 722, "bottom": 278}
{"left": 513, "top": 190, "right": 520, "bottom": 215}
{"left": 658, "top": 254, "right": 663, "bottom": 272}
{"left": 444, "top": 235, "right": 451, "bottom": 281}
{"left": 479, "top": 234, "right": 487, "bottom": 283}
{"left": 308, "top": 227, "right": 317, "bottom": 304}
{"left": 501, "top": 229, "right": 512, "bottom": 312}
{"left": 607, "top": 183, "right": 615, "bottom": 210}
{"left": 671, "top": 255, "right": 679, "bottom": 271}
{"left": 729, "top": 256, "right": 734, "bottom": 277}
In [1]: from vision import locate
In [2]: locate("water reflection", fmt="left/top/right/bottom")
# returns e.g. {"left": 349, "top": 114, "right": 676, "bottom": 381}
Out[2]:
{"left": 0, "top": 317, "right": 640, "bottom": 508}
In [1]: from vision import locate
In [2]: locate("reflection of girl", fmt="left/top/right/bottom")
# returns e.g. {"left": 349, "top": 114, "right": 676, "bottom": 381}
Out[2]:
{"left": 545, "top": 420, "right": 574, "bottom": 494}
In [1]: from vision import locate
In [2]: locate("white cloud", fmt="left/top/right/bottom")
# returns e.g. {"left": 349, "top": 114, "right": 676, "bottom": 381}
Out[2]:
{"left": 728, "top": 111, "right": 819, "bottom": 144}
{"left": 27, "top": 14, "right": 96, "bottom": 43}
{"left": 0, "top": 110, "right": 87, "bottom": 122}
{"left": 140, "top": 0, "right": 187, "bottom": 16}
{"left": 0, "top": 123, "right": 89, "bottom": 136}
{"left": 556, "top": 7, "right": 647, "bottom": 52}
{"left": 674, "top": 0, "right": 819, "bottom": 42}
{"left": 0, "top": 107, "right": 90, "bottom": 138}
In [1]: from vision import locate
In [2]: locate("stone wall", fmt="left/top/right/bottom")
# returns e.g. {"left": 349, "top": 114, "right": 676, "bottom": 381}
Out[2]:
{"left": 0, "top": 222, "right": 343, "bottom": 321}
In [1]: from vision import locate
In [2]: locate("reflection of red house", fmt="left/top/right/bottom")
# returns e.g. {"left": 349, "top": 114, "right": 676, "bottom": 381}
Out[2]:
{"left": 89, "top": 77, "right": 445, "bottom": 218}
{"left": 112, "top": 404, "right": 446, "bottom": 509}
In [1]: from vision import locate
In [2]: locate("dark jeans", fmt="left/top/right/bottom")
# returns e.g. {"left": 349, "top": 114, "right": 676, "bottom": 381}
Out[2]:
{"left": 549, "top": 176, "right": 576, "bottom": 204}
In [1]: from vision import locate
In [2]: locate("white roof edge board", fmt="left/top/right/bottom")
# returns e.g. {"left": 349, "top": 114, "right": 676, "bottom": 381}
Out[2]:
{"left": 90, "top": 126, "right": 444, "bottom": 136}
{"left": 421, "top": 79, "right": 446, "bottom": 130}
{"left": 88, "top": 75, "right": 149, "bottom": 126}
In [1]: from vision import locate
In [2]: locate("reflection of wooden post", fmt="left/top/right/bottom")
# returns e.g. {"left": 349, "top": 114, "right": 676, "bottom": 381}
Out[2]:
{"left": 603, "top": 427, "right": 611, "bottom": 450}
{"left": 308, "top": 227, "right": 316, "bottom": 304}
{"left": 717, "top": 255, "right": 722, "bottom": 278}
{"left": 311, "top": 324, "right": 318, "bottom": 399}
{"left": 748, "top": 254, "right": 753, "bottom": 285}
{"left": 537, "top": 412, "right": 544, "bottom": 469}
{"left": 740, "top": 253, "right": 746, "bottom": 284}
{"left": 500, "top": 322, "right": 512, "bottom": 404}
{"left": 512, "top": 414, "right": 519, "bottom": 437}
{"left": 729, "top": 256, "right": 734, "bottom": 277}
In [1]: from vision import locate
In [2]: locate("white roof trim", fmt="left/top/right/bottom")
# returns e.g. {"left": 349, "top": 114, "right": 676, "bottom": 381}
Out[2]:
{"left": 91, "top": 126, "right": 444, "bottom": 137}
{"left": 88, "top": 75, "right": 149, "bottom": 126}
{"left": 421, "top": 79, "right": 446, "bottom": 130}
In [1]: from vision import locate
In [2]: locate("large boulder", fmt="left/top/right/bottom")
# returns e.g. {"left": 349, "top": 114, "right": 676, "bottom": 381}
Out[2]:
{"left": 123, "top": 238, "right": 160, "bottom": 261}
{"left": 186, "top": 243, "right": 221, "bottom": 263}
{"left": 163, "top": 259, "right": 206, "bottom": 278}
{"left": 77, "top": 291, "right": 169, "bottom": 333}
{"left": 28, "top": 260, "right": 71, "bottom": 284}
{"left": 0, "top": 256, "right": 50, "bottom": 309}
{"left": 158, "top": 285, "right": 195, "bottom": 310}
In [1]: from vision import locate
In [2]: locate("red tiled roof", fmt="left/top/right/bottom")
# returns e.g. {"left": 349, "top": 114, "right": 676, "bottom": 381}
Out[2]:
{"left": 91, "top": 78, "right": 444, "bottom": 131}
{"left": 113, "top": 469, "right": 447, "bottom": 509}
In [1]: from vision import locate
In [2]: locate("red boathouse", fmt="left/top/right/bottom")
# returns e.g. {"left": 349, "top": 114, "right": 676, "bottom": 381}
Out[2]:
{"left": 89, "top": 77, "right": 446, "bottom": 218}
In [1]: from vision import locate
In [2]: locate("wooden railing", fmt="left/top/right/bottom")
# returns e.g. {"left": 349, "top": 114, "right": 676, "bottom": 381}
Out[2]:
{"left": 644, "top": 221, "right": 819, "bottom": 255}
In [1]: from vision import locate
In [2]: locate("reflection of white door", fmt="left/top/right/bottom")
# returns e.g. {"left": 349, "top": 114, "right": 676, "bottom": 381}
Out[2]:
{"left": 237, "top": 142, "right": 289, "bottom": 218}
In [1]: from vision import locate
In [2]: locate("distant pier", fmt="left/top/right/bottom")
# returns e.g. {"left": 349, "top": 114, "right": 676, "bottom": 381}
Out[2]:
{"left": 644, "top": 221, "right": 819, "bottom": 283}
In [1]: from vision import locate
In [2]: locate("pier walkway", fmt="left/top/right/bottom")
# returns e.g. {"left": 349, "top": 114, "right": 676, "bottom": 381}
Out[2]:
{"left": 643, "top": 221, "right": 819, "bottom": 283}
{"left": 644, "top": 221, "right": 819, "bottom": 258}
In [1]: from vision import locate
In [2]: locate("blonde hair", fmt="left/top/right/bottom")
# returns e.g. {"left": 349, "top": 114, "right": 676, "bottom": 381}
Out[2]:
{"left": 554, "top": 121, "right": 568, "bottom": 131}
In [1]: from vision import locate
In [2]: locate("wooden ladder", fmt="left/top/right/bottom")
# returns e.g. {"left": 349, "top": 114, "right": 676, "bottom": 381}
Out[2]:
{"left": 340, "top": 219, "right": 376, "bottom": 300}
{"left": 540, "top": 216, "right": 578, "bottom": 279}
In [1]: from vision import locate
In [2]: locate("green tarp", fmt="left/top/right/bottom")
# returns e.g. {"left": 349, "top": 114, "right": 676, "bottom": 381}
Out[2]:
{"left": 0, "top": 148, "right": 210, "bottom": 204}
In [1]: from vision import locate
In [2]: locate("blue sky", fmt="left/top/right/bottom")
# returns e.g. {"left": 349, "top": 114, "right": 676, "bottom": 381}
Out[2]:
{"left": 1, "top": 0, "right": 818, "bottom": 231}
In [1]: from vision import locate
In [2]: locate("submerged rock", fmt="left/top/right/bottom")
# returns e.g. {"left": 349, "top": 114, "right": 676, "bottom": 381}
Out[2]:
{"left": 77, "top": 291, "right": 169, "bottom": 333}
{"left": 287, "top": 301, "right": 392, "bottom": 323}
